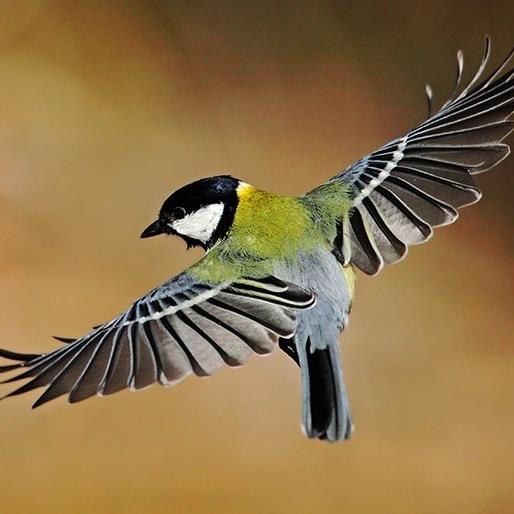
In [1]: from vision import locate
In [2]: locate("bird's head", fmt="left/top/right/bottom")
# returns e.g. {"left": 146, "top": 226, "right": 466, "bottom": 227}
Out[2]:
{"left": 140, "top": 175, "right": 243, "bottom": 250}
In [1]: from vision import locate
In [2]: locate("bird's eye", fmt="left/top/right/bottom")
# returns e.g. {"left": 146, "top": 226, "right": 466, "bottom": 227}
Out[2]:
{"left": 172, "top": 207, "right": 186, "bottom": 220}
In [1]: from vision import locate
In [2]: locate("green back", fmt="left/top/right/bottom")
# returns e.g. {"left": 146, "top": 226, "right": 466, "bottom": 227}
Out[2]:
{"left": 190, "top": 182, "right": 352, "bottom": 284}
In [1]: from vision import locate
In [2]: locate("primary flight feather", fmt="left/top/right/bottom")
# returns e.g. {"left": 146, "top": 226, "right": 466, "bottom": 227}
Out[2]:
{"left": 1, "top": 37, "right": 513, "bottom": 442}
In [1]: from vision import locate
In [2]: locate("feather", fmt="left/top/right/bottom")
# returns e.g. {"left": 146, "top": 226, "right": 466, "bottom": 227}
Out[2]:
{"left": 53, "top": 336, "right": 76, "bottom": 344}
{"left": 32, "top": 339, "right": 99, "bottom": 408}
{"left": 324, "top": 38, "right": 514, "bottom": 274}
{"left": 425, "top": 84, "right": 433, "bottom": 119}
{"left": 441, "top": 49, "right": 464, "bottom": 110}
{"left": 100, "top": 326, "right": 132, "bottom": 395}
{"left": 0, "top": 271, "right": 313, "bottom": 407}
{"left": 68, "top": 334, "right": 114, "bottom": 403}
{"left": 0, "top": 348, "right": 39, "bottom": 361}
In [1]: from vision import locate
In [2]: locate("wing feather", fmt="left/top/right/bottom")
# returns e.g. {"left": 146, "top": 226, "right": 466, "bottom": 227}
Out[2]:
{"left": 317, "top": 37, "right": 514, "bottom": 275}
{"left": 1, "top": 273, "right": 315, "bottom": 406}
{"left": 99, "top": 327, "right": 132, "bottom": 396}
{"left": 68, "top": 334, "right": 114, "bottom": 403}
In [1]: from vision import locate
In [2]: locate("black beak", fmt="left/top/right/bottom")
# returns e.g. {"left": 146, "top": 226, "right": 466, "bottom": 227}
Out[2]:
{"left": 140, "top": 219, "right": 164, "bottom": 239}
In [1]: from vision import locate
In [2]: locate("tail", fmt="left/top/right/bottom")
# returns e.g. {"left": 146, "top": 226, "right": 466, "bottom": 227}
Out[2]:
{"left": 296, "top": 338, "right": 353, "bottom": 442}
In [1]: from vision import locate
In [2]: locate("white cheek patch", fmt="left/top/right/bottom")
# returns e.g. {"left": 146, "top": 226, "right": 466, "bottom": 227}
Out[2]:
{"left": 171, "top": 203, "right": 225, "bottom": 243}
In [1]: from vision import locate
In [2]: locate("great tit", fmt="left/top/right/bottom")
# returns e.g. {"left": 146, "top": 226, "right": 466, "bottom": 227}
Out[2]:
{"left": 1, "top": 38, "right": 513, "bottom": 442}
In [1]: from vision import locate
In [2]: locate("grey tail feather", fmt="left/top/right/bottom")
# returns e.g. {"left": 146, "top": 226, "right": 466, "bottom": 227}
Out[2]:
{"left": 299, "top": 338, "right": 353, "bottom": 442}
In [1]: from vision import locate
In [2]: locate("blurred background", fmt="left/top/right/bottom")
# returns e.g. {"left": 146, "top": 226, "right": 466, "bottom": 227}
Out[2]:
{"left": 0, "top": 1, "right": 512, "bottom": 513}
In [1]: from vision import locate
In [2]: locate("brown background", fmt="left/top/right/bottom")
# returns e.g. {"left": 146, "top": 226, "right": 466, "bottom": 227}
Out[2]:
{"left": 0, "top": 2, "right": 512, "bottom": 513}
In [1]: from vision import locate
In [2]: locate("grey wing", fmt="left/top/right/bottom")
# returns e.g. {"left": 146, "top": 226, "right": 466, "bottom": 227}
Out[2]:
{"left": 320, "top": 37, "right": 514, "bottom": 275}
{"left": 0, "top": 273, "right": 315, "bottom": 407}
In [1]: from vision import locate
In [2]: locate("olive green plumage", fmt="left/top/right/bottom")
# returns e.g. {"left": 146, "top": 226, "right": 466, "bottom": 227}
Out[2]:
{"left": 190, "top": 181, "right": 352, "bottom": 284}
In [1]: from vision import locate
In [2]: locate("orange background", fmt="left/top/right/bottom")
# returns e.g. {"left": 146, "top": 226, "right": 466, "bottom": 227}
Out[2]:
{"left": 0, "top": 2, "right": 512, "bottom": 513}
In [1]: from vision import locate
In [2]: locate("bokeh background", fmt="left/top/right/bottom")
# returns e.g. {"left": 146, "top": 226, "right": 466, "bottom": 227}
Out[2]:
{"left": 0, "top": 2, "right": 512, "bottom": 513}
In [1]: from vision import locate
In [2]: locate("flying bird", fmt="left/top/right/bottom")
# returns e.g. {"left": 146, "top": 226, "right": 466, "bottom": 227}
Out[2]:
{"left": 1, "top": 37, "right": 513, "bottom": 442}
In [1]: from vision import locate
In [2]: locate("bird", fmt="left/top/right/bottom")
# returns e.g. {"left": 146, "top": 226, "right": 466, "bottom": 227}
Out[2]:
{"left": 1, "top": 37, "right": 513, "bottom": 442}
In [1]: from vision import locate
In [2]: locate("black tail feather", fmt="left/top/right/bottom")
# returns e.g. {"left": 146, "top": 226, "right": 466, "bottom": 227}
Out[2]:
{"left": 306, "top": 344, "right": 336, "bottom": 437}
{"left": 280, "top": 337, "right": 353, "bottom": 442}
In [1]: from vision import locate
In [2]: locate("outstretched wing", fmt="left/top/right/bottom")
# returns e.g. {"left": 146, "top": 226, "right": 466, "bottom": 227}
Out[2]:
{"left": 0, "top": 273, "right": 315, "bottom": 407}
{"left": 322, "top": 37, "right": 514, "bottom": 275}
